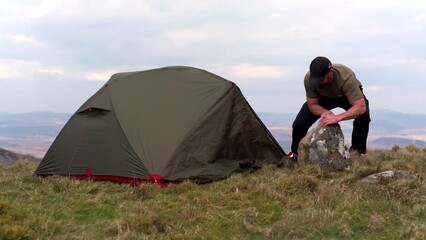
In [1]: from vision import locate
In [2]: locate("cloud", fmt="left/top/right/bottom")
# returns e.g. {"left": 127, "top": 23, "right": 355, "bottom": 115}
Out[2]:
{"left": 415, "top": 13, "right": 426, "bottom": 21}
{"left": 228, "top": 64, "right": 290, "bottom": 79}
{"left": 0, "top": 60, "right": 40, "bottom": 79}
{"left": 84, "top": 71, "right": 117, "bottom": 81}
{"left": 165, "top": 29, "right": 209, "bottom": 48}
{"left": 0, "top": 63, "right": 22, "bottom": 79}
{"left": 0, "top": 60, "right": 66, "bottom": 80}
{"left": 0, "top": 0, "right": 425, "bottom": 114}
{"left": 36, "top": 66, "right": 64, "bottom": 76}
{"left": 365, "top": 85, "right": 386, "bottom": 92}
{"left": 7, "top": 34, "right": 39, "bottom": 44}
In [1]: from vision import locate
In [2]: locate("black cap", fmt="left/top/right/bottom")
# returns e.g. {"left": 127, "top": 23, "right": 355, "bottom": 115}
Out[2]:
{"left": 309, "top": 56, "right": 332, "bottom": 84}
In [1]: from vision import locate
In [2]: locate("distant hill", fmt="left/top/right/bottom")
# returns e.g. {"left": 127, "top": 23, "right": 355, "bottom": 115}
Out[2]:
{"left": 0, "top": 112, "right": 71, "bottom": 157}
{"left": 369, "top": 109, "right": 426, "bottom": 133}
{"left": 0, "top": 147, "right": 40, "bottom": 167}
{"left": 257, "top": 110, "right": 426, "bottom": 151}
{"left": 257, "top": 110, "right": 426, "bottom": 130}
{"left": 0, "top": 110, "right": 425, "bottom": 157}
{"left": 370, "top": 137, "right": 426, "bottom": 148}
{"left": 0, "top": 111, "right": 71, "bottom": 136}
{"left": 255, "top": 112, "right": 296, "bottom": 125}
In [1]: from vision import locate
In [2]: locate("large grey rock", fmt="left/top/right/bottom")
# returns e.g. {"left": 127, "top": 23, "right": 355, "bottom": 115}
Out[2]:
{"left": 298, "top": 123, "right": 351, "bottom": 171}
{"left": 361, "top": 170, "right": 420, "bottom": 183}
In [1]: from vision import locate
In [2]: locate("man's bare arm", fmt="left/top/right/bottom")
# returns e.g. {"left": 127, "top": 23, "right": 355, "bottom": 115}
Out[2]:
{"left": 321, "top": 98, "right": 367, "bottom": 126}
{"left": 307, "top": 97, "right": 331, "bottom": 116}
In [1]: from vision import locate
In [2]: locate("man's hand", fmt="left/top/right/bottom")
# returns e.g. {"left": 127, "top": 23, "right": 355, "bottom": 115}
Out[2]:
{"left": 322, "top": 98, "right": 366, "bottom": 126}
{"left": 308, "top": 97, "right": 366, "bottom": 126}
{"left": 321, "top": 112, "right": 340, "bottom": 126}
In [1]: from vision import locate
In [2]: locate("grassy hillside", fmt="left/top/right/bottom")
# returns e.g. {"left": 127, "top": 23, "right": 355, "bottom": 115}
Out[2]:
{"left": 1, "top": 146, "right": 425, "bottom": 239}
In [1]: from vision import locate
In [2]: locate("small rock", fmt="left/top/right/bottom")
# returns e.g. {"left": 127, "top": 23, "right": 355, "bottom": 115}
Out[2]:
{"left": 361, "top": 170, "right": 420, "bottom": 183}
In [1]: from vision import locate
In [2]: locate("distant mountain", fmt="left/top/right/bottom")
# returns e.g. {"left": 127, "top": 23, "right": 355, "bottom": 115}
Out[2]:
{"left": 369, "top": 109, "right": 426, "bottom": 132}
{"left": 257, "top": 110, "right": 426, "bottom": 130}
{"left": 257, "top": 110, "right": 426, "bottom": 151}
{"left": 0, "top": 112, "right": 72, "bottom": 158}
{"left": 255, "top": 112, "right": 296, "bottom": 125}
{"left": 0, "top": 111, "right": 71, "bottom": 136}
{"left": 0, "top": 147, "right": 40, "bottom": 167}
{"left": 370, "top": 137, "right": 426, "bottom": 148}
{"left": 0, "top": 110, "right": 425, "bottom": 158}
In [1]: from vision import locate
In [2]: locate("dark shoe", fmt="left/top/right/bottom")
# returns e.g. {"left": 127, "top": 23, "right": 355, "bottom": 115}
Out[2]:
{"left": 287, "top": 151, "right": 298, "bottom": 162}
{"left": 282, "top": 151, "right": 298, "bottom": 168}
{"left": 349, "top": 146, "right": 365, "bottom": 155}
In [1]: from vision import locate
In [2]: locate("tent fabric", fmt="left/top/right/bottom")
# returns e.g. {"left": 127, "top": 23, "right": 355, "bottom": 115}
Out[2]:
{"left": 35, "top": 66, "right": 286, "bottom": 185}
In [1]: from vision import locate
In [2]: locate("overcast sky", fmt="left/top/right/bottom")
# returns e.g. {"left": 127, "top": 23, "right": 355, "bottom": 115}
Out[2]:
{"left": 1, "top": 0, "right": 425, "bottom": 114}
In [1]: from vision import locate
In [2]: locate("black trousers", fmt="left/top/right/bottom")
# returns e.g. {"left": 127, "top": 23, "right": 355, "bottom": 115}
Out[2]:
{"left": 291, "top": 93, "right": 371, "bottom": 155}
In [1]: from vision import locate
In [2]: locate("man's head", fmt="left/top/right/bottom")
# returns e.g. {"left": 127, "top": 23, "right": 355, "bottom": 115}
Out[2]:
{"left": 309, "top": 56, "right": 333, "bottom": 85}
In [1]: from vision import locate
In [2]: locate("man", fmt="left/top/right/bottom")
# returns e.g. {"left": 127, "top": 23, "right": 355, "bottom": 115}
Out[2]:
{"left": 289, "top": 56, "right": 371, "bottom": 159}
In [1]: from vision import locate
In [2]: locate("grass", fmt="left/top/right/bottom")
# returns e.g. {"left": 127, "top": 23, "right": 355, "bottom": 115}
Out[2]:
{"left": 0, "top": 146, "right": 425, "bottom": 239}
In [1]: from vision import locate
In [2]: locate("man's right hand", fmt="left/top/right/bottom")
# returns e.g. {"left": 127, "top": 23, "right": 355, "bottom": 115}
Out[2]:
{"left": 320, "top": 110, "right": 333, "bottom": 118}
{"left": 321, "top": 111, "right": 342, "bottom": 126}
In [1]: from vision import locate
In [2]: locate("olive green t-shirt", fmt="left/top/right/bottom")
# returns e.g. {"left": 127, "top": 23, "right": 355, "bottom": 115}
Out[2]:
{"left": 304, "top": 64, "right": 363, "bottom": 104}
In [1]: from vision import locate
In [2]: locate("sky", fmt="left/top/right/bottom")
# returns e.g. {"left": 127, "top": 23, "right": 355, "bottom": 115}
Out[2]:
{"left": 0, "top": 0, "right": 425, "bottom": 114}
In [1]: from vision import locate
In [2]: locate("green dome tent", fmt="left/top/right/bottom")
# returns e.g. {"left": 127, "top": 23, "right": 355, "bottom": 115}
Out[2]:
{"left": 35, "top": 66, "right": 285, "bottom": 187}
